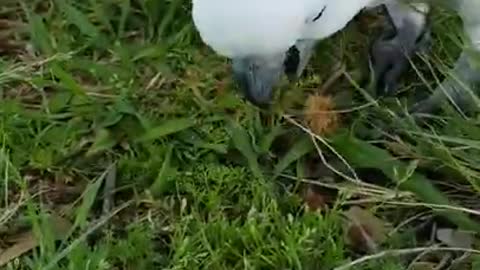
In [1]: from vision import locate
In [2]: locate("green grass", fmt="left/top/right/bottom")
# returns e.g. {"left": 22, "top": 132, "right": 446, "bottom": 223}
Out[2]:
{"left": 1, "top": 1, "right": 480, "bottom": 269}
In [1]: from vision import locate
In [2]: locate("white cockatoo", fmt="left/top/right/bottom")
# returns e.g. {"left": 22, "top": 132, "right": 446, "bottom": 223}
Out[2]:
{"left": 192, "top": 0, "right": 480, "bottom": 113}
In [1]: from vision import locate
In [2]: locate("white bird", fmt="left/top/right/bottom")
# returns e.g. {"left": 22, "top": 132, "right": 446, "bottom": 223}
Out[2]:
{"left": 192, "top": 0, "right": 480, "bottom": 113}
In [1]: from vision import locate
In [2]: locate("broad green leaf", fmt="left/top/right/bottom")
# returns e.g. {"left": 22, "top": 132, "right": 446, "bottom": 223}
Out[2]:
{"left": 132, "top": 45, "right": 168, "bottom": 62}
{"left": 48, "top": 92, "right": 72, "bottom": 113}
{"left": 31, "top": 148, "right": 54, "bottom": 169}
{"left": 137, "top": 118, "right": 196, "bottom": 141}
{"left": 86, "top": 129, "right": 117, "bottom": 156}
{"left": 273, "top": 136, "right": 314, "bottom": 178}
{"left": 97, "top": 111, "right": 124, "bottom": 129}
{"left": 177, "top": 130, "right": 228, "bottom": 154}
{"left": 197, "top": 143, "right": 228, "bottom": 154}
{"left": 50, "top": 64, "right": 87, "bottom": 96}
{"left": 258, "top": 125, "right": 286, "bottom": 154}
{"left": 26, "top": 13, "right": 53, "bottom": 55}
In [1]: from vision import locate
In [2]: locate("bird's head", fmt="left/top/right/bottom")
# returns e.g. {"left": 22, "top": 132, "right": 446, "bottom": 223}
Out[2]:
{"left": 192, "top": 0, "right": 308, "bottom": 106}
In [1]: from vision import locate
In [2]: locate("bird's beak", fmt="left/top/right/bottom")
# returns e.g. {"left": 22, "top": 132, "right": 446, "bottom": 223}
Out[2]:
{"left": 232, "top": 55, "right": 285, "bottom": 106}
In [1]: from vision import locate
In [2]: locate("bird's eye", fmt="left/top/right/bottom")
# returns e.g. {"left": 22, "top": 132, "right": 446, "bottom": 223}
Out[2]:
{"left": 312, "top": 6, "right": 327, "bottom": 22}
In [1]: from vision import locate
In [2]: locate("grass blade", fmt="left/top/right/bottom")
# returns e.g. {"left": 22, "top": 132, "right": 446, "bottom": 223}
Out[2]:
{"left": 330, "top": 132, "right": 480, "bottom": 232}
{"left": 149, "top": 145, "right": 175, "bottom": 198}
{"left": 70, "top": 170, "right": 107, "bottom": 232}
{"left": 226, "top": 119, "right": 263, "bottom": 179}
{"left": 258, "top": 125, "right": 286, "bottom": 154}
{"left": 55, "top": 0, "right": 100, "bottom": 39}
{"left": 157, "top": 0, "right": 182, "bottom": 40}
{"left": 117, "top": 0, "right": 131, "bottom": 38}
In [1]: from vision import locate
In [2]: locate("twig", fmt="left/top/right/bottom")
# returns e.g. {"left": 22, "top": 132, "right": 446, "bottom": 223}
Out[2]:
{"left": 319, "top": 63, "right": 346, "bottom": 93}
{"left": 280, "top": 173, "right": 410, "bottom": 199}
{"left": 284, "top": 115, "right": 362, "bottom": 184}
{"left": 388, "top": 211, "right": 431, "bottom": 237}
{"left": 433, "top": 253, "right": 452, "bottom": 270}
{"left": 406, "top": 247, "right": 449, "bottom": 270}
{"left": 0, "top": 192, "right": 25, "bottom": 226}
{"left": 102, "top": 163, "right": 117, "bottom": 215}
{"left": 380, "top": 201, "right": 480, "bottom": 217}
{"left": 334, "top": 246, "right": 480, "bottom": 270}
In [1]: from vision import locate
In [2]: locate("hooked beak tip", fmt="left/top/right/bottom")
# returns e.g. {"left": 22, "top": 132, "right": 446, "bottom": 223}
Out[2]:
{"left": 244, "top": 92, "right": 272, "bottom": 108}
{"left": 233, "top": 73, "right": 273, "bottom": 107}
{"left": 232, "top": 56, "right": 283, "bottom": 108}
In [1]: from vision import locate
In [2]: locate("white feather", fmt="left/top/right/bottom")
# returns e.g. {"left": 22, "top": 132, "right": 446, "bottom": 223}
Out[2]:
{"left": 301, "top": 0, "right": 376, "bottom": 40}
{"left": 192, "top": 0, "right": 382, "bottom": 58}
{"left": 192, "top": 0, "right": 308, "bottom": 58}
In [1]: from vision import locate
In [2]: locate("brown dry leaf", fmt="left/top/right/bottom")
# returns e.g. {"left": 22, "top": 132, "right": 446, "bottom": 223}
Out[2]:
{"left": 0, "top": 19, "right": 25, "bottom": 56}
{"left": 0, "top": 40, "right": 23, "bottom": 54}
{"left": 356, "top": 13, "right": 384, "bottom": 32}
{"left": 303, "top": 184, "right": 327, "bottom": 211}
{"left": 0, "top": 231, "right": 36, "bottom": 266}
{"left": 0, "top": 214, "right": 72, "bottom": 267}
{"left": 343, "top": 206, "right": 389, "bottom": 253}
{"left": 303, "top": 94, "right": 339, "bottom": 136}
{"left": 32, "top": 179, "right": 85, "bottom": 205}
{"left": 0, "top": 20, "right": 10, "bottom": 30}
